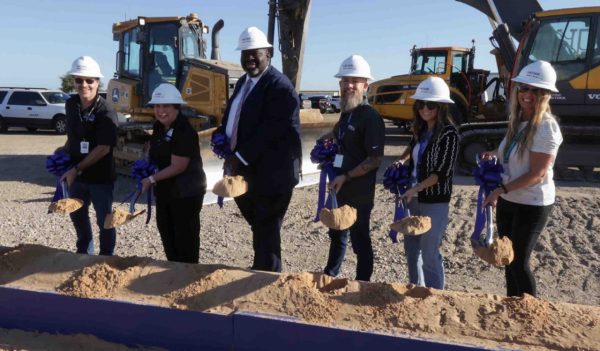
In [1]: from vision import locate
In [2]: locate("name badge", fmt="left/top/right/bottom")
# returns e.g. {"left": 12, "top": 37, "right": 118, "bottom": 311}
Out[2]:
{"left": 333, "top": 154, "right": 344, "bottom": 168}
{"left": 80, "top": 141, "right": 90, "bottom": 154}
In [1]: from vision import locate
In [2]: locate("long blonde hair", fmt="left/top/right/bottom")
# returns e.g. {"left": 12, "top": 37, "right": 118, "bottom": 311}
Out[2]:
{"left": 505, "top": 85, "right": 554, "bottom": 158}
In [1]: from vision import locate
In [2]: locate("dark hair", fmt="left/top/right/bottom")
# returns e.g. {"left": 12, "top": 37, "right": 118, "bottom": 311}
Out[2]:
{"left": 411, "top": 101, "right": 455, "bottom": 141}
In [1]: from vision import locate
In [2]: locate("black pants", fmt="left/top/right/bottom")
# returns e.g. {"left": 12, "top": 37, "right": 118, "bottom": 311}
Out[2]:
{"left": 496, "top": 197, "right": 553, "bottom": 297}
{"left": 324, "top": 204, "right": 374, "bottom": 281}
{"left": 155, "top": 194, "right": 204, "bottom": 263}
{"left": 235, "top": 189, "right": 293, "bottom": 272}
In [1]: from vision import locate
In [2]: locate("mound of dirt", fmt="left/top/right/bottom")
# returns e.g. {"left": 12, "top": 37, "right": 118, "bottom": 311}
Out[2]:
{"left": 1, "top": 244, "right": 599, "bottom": 351}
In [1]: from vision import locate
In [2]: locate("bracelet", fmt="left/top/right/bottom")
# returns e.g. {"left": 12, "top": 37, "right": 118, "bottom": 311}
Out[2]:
{"left": 499, "top": 183, "right": 508, "bottom": 194}
{"left": 75, "top": 164, "right": 82, "bottom": 176}
{"left": 148, "top": 175, "right": 156, "bottom": 185}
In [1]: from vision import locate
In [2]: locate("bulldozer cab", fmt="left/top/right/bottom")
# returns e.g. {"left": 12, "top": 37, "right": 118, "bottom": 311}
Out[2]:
{"left": 110, "top": 15, "right": 208, "bottom": 110}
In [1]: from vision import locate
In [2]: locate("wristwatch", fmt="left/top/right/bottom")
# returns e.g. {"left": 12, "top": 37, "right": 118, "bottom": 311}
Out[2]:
{"left": 148, "top": 175, "right": 156, "bottom": 185}
{"left": 75, "top": 164, "right": 83, "bottom": 176}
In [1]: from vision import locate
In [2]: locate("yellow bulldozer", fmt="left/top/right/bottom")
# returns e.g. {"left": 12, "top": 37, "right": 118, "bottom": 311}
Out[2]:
{"left": 106, "top": 1, "right": 329, "bottom": 183}
{"left": 367, "top": 44, "right": 506, "bottom": 132}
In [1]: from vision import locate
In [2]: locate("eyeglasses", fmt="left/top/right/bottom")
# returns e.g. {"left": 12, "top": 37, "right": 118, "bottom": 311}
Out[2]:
{"left": 415, "top": 100, "right": 439, "bottom": 110}
{"left": 75, "top": 78, "right": 97, "bottom": 85}
{"left": 517, "top": 85, "right": 541, "bottom": 94}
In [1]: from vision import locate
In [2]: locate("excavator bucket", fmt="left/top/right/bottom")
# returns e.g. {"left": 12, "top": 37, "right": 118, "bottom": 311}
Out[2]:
{"left": 456, "top": 0, "right": 542, "bottom": 40}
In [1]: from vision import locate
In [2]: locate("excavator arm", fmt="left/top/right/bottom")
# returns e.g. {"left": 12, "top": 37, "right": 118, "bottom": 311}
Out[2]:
{"left": 267, "top": 0, "right": 312, "bottom": 92}
{"left": 456, "top": 0, "right": 542, "bottom": 75}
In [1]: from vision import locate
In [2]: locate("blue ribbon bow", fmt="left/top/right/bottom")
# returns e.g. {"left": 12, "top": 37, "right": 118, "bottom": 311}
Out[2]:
{"left": 471, "top": 158, "right": 504, "bottom": 246}
{"left": 383, "top": 161, "right": 411, "bottom": 243}
{"left": 211, "top": 131, "right": 234, "bottom": 208}
{"left": 131, "top": 159, "right": 157, "bottom": 224}
{"left": 46, "top": 151, "right": 72, "bottom": 211}
{"left": 310, "top": 139, "right": 338, "bottom": 221}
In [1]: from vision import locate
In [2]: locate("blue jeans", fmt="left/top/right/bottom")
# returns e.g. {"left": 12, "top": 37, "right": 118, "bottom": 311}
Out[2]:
{"left": 68, "top": 181, "right": 116, "bottom": 255}
{"left": 324, "top": 204, "right": 373, "bottom": 281}
{"left": 403, "top": 200, "right": 449, "bottom": 289}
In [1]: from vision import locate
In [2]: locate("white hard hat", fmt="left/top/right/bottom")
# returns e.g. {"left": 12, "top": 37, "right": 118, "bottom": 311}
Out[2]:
{"left": 410, "top": 77, "right": 454, "bottom": 104}
{"left": 511, "top": 60, "right": 558, "bottom": 93}
{"left": 148, "top": 83, "right": 185, "bottom": 105}
{"left": 334, "top": 55, "right": 374, "bottom": 80}
{"left": 67, "top": 56, "right": 103, "bottom": 78}
{"left": 236, "top": 27, "right": 273, "bottom": 51}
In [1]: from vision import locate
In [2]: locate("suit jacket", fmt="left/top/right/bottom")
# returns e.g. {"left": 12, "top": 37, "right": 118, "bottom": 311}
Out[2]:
{"left": 219, "top": 65, "right": 301, "bottom": 195}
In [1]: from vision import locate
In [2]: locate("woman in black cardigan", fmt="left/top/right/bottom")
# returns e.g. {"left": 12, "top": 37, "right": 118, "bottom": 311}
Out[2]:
{"left": 395, "top": 77, "right": 459, "bottom": 289}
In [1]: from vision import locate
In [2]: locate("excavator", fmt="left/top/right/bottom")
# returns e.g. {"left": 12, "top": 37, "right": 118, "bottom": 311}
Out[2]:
{"left": 455, "top": 0, "right": 600, "bottom": 176}
{"left": 106, "top": 0, "right": 329, "bottom": 183}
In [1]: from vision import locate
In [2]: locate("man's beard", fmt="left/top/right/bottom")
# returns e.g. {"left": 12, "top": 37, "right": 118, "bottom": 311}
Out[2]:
{"left": 340, "top": 91, "right": 363, "bottom": 113}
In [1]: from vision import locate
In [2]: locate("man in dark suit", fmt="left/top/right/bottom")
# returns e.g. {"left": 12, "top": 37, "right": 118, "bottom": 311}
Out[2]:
{"left": 216, "top": 26, "right": 301, "bottom": 272}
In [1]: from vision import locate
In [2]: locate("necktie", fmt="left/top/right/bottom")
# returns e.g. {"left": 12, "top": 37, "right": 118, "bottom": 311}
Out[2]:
{"left": 230, "top": 79, "right": 253, "bottom": 150}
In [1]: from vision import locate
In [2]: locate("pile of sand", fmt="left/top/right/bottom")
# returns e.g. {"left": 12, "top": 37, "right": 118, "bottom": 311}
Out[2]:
{"left": 1, "top": 244, "right": 598, "bottom": 350}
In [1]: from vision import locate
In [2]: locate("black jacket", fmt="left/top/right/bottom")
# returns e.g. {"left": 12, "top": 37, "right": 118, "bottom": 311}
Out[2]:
{"left": 218, "top": 66, "right": 301, "bottom": 196}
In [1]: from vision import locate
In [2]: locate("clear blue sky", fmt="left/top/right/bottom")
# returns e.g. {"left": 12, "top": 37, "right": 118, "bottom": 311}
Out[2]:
{"left": 1, "top": 0, "right": 597, "bottom": 91}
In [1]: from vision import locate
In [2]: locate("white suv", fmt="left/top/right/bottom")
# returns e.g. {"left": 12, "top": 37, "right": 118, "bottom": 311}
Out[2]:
{"left": 0, "top": 88, "right": 70, "bottom": 134}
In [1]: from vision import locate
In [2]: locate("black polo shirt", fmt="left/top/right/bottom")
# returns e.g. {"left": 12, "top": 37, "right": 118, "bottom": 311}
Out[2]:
{"left": 149, "top": 114, "right": 206, "bottom": 199}
{"left": 333, "top": 104, "right": 385, "bottom": 206}
{"left": 65, "top": 95, "right": 118, "bottom": 183}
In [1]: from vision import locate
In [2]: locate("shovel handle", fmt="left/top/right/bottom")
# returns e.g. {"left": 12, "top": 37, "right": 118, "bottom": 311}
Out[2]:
{"left": 401, "top": 197, "right": 411, "bottom": 217}
{"left": 330, "top": 189, "right": 338, "bottom": 209}
{"left": 129, "top": 190, "right": 141, "bottom": 213}
{"left": 484, "top": 204, "right": 494, "bottom": 247}
{"left": 61, "top": 180, "right": 69, "bottom": 199}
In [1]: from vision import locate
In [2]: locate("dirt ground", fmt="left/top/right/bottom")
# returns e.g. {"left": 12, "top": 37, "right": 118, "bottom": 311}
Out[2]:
{"left": 0, "top": 125, "right": 599, "bottom": 349}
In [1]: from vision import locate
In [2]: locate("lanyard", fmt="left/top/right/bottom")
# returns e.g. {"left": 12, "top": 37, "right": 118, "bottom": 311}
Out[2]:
{"left": 416, "top": 130, "right": 432, "bottom": 180}
{"left": 503, "top": 127, "right": 527, "bottom": 163}
{"left": 78, "top": 96, "right": 100, "bottom": 123}
{"left": 337, "top": 112, "right": 353, "bottom": 143}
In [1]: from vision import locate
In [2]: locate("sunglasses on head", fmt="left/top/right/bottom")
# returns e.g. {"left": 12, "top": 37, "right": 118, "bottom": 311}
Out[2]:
{"left": 415, "top": 100, "right": 440, "bottom": 110}
{"left": 517, "top": 85, "right": 541, "bottom": 94}
{"left": 75, "top": 78, "right": 97, "bottom": 85}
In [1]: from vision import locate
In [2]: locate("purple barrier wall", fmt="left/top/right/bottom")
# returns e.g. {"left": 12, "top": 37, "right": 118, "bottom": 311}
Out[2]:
{"left": 0, "top": 286, "right": 499, "bottom": 350}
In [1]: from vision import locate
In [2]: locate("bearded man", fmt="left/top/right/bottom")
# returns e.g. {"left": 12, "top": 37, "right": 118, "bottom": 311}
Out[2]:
{"left": 320, "top": 55, "right": 385, "bottom": 281}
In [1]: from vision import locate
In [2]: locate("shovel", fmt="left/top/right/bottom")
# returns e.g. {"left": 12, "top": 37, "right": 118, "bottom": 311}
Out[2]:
{"left": 48, "top": 180, "right": 84, "bottom": 214}
{"left": 103, "top": 190, "right": 146, "bottom": 229}
{"left": 319, "top": 189, "right": 357, "bottom": 231}
{"left": 470, "top": 154, "right": 515, "bottom": 267}
{"left": 389, "top": 197, "right": 431, "bottom": 236}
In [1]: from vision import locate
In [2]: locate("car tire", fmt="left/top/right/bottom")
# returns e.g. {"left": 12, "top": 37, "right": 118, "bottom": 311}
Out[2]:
{"left": 54, "top": 115, "right": 67, "bottom": 134}
{"left": 0, "top": 118, "right": 7, "bottom": 133}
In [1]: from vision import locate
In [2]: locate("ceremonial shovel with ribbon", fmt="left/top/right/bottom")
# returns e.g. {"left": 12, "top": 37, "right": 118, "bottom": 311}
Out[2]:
{"left": 104, "top": 159, "right": 156, "bottom": 229}
{"left": 309, "top": 139, "right": 356, "bottom": 230}
{"left": 210, "top": 131, "right": 248, "bottom": 208}
{"left": 471, "top": 156, "right": 514, "bottom": 266}
{"left": 46, "top": 151, "right": 83, "bottom": 214}
{"left": 310, "top": 138, "right": 338, "bottom": 222}
{"left": 385, "top": 161, "right": 432, "bottom": 239}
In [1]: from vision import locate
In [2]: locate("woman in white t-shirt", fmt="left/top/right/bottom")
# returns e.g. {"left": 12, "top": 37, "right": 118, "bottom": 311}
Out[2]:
{"left": 483, "top": 61, "right": 563, "bottom": 297}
